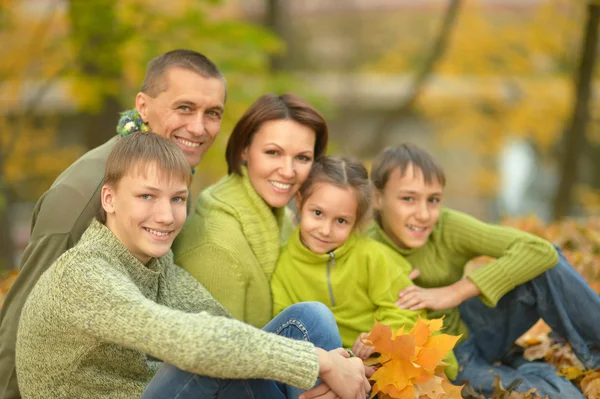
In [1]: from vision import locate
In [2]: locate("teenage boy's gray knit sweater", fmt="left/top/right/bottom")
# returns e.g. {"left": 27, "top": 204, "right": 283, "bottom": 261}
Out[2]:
{"left": 16, "top": 219, "right": 319, "bottom": 398}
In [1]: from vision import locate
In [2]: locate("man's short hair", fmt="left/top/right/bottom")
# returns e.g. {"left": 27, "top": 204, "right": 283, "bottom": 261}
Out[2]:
{"left": 141, "top": 49, "right": 227, "bottom": 98}
{"left": 98, "top": 132, "right": 192, "bottom": 223}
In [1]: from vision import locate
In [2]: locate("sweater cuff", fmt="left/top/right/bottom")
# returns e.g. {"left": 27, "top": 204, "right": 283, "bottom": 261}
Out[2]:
{"left": 267, "top": 339, "right": 320, "bottom": 390}
{"left": 466, "top": 265, "right": 514, "bottom": 307}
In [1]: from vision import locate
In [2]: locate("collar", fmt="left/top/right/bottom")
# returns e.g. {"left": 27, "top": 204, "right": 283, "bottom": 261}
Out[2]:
{"left": 287, "top": 226, "right": 357, "bottom": 265}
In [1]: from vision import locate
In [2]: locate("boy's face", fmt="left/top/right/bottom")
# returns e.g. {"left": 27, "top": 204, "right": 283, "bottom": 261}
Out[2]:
{"left": 374, "top": 163, "right": 443, "bottom": 249}
{"left": 102, "top": 162, "right": 189, "bottom": 264}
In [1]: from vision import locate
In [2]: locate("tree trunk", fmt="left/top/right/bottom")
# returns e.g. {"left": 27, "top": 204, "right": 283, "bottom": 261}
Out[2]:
{"left": 265, "top": 0, "right": 285, "bottom": 72}
{"left": 0, "top": 150, "right": 16, "bottom": 270}
{"left": 69, "top": 1, "right": 123, "bottom": 150}
{"left": 553, "top": 3, "right": 600, "bottom": 220}
{"left": 364, "top": 0, "right": 462, "bottom": 156}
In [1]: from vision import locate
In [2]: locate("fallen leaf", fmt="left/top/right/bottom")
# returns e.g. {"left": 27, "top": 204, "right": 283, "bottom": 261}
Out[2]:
{"left": 581, "top": 371, "right": 600, "bottom": 399}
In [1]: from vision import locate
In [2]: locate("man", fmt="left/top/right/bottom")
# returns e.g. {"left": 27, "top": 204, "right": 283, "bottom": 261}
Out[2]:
{"left": 16, "top": 132, "right": 370, "bottom": 399}
{"left": 0, "top": 49, "right": 227, "bottom": 399}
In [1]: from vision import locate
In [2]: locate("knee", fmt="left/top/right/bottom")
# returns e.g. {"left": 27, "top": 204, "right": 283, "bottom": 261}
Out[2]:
{"left": 286, "top": 302, "right": 337, "bottom": 327}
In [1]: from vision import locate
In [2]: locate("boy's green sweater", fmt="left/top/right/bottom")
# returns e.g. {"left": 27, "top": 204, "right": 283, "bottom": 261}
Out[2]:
{"left": 173, "top": 167, "right": 293, "bottom": 329}
{"left": 16, "top": 220, "right": 319, "bottom": 398}
{"left": 366, "top": 208, "right": 558, "bottom": 340}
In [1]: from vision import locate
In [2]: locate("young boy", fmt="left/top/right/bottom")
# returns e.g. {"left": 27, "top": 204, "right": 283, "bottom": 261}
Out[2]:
{"left": 15, "top": 133, "right": 369, "bottom": 399}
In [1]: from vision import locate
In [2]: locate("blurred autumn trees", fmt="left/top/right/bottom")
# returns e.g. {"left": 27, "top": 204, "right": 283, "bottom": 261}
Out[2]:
{"left": 0, "top": 0, "right": 286, "bottom": 270}
{"left": 366, "top": 0, "right": 600, "bottom": 218}
{"left": 0, "top": 0, "right": 598, "bottom": 271}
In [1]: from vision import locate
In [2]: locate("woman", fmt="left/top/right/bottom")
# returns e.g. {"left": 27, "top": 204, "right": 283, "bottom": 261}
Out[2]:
{"left": 366, "top": 143, "right": 600, "bottom": 399}
{"left": 173, "top": 93, "right": 328, "bottom": 329}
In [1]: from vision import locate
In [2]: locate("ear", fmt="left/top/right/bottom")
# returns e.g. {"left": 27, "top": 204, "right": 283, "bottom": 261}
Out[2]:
{"left": 241, "top": 146, "right": 249, "bottom": 162}
{"left": 295, "top": 192, "right": 303, "bottom": 214}
{"left": 372, "top": 188, "right": 383, "bottom": 211}
{"left": 135, "top": 92, "right": 149, "bottom": 123}
{"left": 101, "top": 185, "right": 116, "bottom": 215}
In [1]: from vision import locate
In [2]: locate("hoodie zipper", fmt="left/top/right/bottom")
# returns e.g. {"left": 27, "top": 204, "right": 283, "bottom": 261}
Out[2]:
{"left": 327, "top": 251, "right": 336, "bottom": 306}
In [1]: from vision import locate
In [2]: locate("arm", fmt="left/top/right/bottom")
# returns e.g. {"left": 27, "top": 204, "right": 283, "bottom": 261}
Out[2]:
{"left": 58, "top": 260, "right": 320, "bottom": 390}
{"left": 445, "top": 210, "right": 558, "bottom": 306}
{"left": 175, "top": 243, "right": 247, "bottom": 322}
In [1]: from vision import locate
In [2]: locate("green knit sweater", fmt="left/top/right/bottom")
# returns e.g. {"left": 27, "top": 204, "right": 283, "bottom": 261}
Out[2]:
{"left": 366, "top": 208, "right": 559, "bottom": 339}
{"left": 173, "top": 167, "right": 294, "bottom": 328}
{"left": 272, "top": 228, "right": 421, "bottom": 348}
{"left": 16, "top": 220, "right": 319, "bottom": 398}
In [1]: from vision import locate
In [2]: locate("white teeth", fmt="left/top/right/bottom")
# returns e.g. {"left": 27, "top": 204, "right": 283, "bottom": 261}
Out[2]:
{"left": 146, "top": 228, "right": 169, "bottom": 237}
{"left": 407, "top": 225, "right": 425, "bottom": 232}
{"left": 270, "top": 181, "right": 292, "bottom": 190}
{"left": 177, "top": 138, "right": 200, "bottom": 148}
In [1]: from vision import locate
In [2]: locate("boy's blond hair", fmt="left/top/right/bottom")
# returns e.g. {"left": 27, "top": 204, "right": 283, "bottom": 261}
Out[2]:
{"left": 98, "top": 132, "right": 191, "bottom": 223}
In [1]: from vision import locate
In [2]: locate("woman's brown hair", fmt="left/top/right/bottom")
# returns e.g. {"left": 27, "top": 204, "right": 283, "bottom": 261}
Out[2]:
{"left": 225, "top": 93, "right": 328, "bottom": 175}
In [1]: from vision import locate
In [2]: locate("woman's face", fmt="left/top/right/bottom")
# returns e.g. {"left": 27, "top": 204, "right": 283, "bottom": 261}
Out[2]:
{"left": 242, "top": 119, "right": 316, "bottom": 208}
{"left": 374, "top": 163, "right": 443, "bottom": 249}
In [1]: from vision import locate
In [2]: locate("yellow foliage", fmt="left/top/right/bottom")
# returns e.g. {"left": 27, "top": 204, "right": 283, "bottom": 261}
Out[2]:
{"left": 365, "top": 318, "right": 462, "bottom": 399}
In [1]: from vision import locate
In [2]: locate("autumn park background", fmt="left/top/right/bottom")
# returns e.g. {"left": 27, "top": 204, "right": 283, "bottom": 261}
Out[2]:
{"left": 1, "top": 0, "right": 600, "bottom": 371}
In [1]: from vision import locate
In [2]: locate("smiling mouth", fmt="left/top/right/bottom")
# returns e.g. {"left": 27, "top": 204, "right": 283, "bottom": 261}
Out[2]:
{"left": 269, "top": 181, "right": 292, "bottom": 191}
{"left": 144, "top": 228, "right": 172, "bottom": 238}
{"left": 407, "top": 225, "right": 427, "bottom": 232}
{"left": 176, "top": 137, "right": 201, "bottom": 148}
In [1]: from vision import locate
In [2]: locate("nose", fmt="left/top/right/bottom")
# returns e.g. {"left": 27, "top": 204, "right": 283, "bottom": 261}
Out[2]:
{"left": 415, "top": 201, "right": 430, "bottom": 222}
{"left": 187, "top": 113, "right": 205, "bottom": 137}
{"left": 279, "top": 157, "right": 295, "bottom": 180}
{"left": 155, "top": 199, "right": 175, "bottom": 225}
{"left": 319, "top": 221, "right": 331, "bottom": 237}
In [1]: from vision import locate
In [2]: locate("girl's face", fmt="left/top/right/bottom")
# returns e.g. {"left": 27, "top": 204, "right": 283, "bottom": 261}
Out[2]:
{"left": 298, "top": 182, "right": 358, "bottom": 254}
{"left": 374, "top": 163, "right": 443, "bottom": 249}
{"left": 242, "top": 119, "right": 316, "bottom": 208}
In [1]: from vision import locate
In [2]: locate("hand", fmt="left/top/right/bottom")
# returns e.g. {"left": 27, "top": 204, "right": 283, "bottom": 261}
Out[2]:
{"left": 396, "top": 285, "right": 461, "bottom": 311}
{"left": 303, "top": 348, "right": 370, "bottom": 399}
{"left": 408, "top": 268, "right": 420, "bottom": 281}
{"left": 364, "top": 365, "right": 377, "bottom": 378}
{"left": 351, "top": 333, "right": 375, "bottom": 360}
{"left": 300, "top": 382, "right": 339, "bottom": 399}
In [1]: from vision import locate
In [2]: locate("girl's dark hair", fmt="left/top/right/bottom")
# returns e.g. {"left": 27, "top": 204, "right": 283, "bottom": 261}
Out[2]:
{"left": 225, "top": 93, "right": 328, "bottom": 175}
{"left": 371, "top": 143, "right": 446, "bottom": 190}
{"left": 298, "top": 156, "right": 372, "bottom": 228}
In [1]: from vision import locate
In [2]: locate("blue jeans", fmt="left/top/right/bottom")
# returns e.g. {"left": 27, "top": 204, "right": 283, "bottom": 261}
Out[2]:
{"left": 141, "top": 302, "right": 342, "bottom": 399}
{"left": 455, "top": 248, "right": 600, "bottom": 398}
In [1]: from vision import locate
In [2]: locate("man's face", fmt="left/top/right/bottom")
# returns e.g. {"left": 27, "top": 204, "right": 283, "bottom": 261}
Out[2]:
{"left": 136, "top": 67, "right": 226, "bottom": 167}
{"left": 102, "top": 162, "right": 189, "bottom": 264}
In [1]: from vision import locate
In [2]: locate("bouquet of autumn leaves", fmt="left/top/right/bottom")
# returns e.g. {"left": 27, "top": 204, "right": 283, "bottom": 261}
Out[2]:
{"left": 363, "top": 317, "right": 463, "bottom": 399}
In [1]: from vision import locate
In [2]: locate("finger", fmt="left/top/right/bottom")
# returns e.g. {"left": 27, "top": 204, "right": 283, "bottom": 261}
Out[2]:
{"left": 408, "top": 269, "right": 421, "bottom": 281}
{"left": 333, "top": 347, "right": 350, "bottom": 358}
{"left": 300, "top": 382, "right": 331, "bottom": 399}
{"left": 396, "top": 294, "right": 420, "bottom": 309}
{"left": 398, "top": 285, "right": 419, "bottom": 298}
{"left": 365, "top": 346, "right": 376, "bottom": 358}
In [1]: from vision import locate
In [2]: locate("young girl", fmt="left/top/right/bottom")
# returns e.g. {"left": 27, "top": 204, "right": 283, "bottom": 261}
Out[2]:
{"left": 271, "top": 156, "right": 458, "bottom": 379}
{"left": 367, "top": 143, "right": 600, "bottom": 398}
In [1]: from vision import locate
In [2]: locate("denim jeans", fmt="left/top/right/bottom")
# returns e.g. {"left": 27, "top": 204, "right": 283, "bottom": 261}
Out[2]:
{"left": 141, "top": 302, "right": 342, "bottom": 399}
{"left": 454, "top": 247, "right": 600, "bottom": 398}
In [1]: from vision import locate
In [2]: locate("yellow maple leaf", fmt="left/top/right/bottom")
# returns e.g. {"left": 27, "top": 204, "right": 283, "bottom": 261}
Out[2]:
{"left": 365, "top": 320, "right": 462, "bottom": 399}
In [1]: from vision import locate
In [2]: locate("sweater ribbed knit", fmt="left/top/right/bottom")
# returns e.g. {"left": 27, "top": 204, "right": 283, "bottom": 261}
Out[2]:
{"left": 366, "top": 208, "right": 559, "bottom": 339}
{"left": 173, "top": 167, "right": 293, "bottom": 328}
{"left": 16, "top": 219, "right": 319, "bottom": 398}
